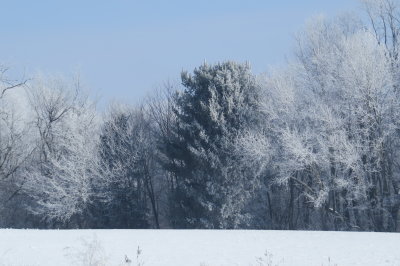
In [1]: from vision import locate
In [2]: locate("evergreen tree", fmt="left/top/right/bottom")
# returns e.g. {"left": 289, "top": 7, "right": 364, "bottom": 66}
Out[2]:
{"left": 163, "top": 61, "right": 261, "bottom": 228}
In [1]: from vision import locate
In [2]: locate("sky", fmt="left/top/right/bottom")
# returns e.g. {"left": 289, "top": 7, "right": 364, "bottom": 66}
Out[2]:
{"left": 0, "top": 0, "right": 361, "bottom": 106}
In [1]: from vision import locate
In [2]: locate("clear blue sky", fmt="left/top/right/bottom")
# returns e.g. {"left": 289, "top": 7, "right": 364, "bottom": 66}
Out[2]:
{"left": 1, "top": 0, "right": 360, "bottom": 106}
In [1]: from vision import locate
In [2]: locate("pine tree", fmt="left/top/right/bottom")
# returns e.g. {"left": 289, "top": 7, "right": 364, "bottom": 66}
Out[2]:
{"left": 163, "top": 61, "right": 261, "bottom": 228}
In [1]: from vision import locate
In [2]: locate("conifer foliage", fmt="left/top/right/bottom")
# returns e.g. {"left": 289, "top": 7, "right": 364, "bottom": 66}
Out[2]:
{"left": 163, "top": 62, "right": 261, "bottom": 228}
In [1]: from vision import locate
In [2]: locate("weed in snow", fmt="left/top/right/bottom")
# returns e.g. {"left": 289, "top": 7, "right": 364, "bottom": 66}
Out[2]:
{"left": 63, "top": 234, "right": 108, "bottom": 266}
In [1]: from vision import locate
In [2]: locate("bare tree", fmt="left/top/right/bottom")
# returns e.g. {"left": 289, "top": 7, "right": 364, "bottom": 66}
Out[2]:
{"left": 95, "top": 103, "right": 163, "bottom": 228}
{"left": 24, "top": 75, "right": 101, "bottom": 226}
{"left": 0, "top": 65, "right": 27, "bottom": 100}
{"left": 362, "top": 0, "right": 400, "bottom": 61}
{"left": 0, "top": 68, "right": 30, "bottom": 193}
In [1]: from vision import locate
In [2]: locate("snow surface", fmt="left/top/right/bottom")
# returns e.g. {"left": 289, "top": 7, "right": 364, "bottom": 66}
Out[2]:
{"left": 0, "top": 229, "right": 399, "bottom": 266}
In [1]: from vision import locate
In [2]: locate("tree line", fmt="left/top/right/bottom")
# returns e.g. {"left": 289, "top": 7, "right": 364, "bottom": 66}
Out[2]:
{"left": 1, "top": 0, "right": 400, "bottom": 231}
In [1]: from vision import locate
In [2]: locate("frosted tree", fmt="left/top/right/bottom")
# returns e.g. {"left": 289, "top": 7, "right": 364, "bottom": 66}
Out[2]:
{"left": 24, "top": 76, "right": 101, "bottom": 226}
{"left": 163, "top": 61, "right": 262, "bottom": 228}
{"left": 292, "top": 16, "right": 399, "bottom": 230}
{"left": 362, "top": 0, "right": 400, "bottom": 62}
{"left": 238, "top": 14, "right": 400, "bottom": 231}
{"left": 145, "top": 82, "right": 178, "bottom": 227}
{"left": 92, "top": 104, "right": 161, "bottom": 228}
{"left": 0, "top": 66, "right": 33, "bottom": 226}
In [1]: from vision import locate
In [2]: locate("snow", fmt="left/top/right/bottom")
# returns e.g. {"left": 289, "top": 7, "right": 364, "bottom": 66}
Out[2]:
{"left": 0, "top": 229, "right": 399, "bottom": 266}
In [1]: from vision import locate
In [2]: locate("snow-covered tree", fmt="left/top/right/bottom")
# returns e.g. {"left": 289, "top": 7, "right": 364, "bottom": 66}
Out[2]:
{"left": 238, "top": 14, "right": 400, "bottom": 231}
{"left": 92, "top": 104, "right": 157, "bottom": 228}
{"left": 163, "top": 61, "right": 262, "bottom": 228}
{"left": 24, "top": 76, "right": 101, "bottom": 226}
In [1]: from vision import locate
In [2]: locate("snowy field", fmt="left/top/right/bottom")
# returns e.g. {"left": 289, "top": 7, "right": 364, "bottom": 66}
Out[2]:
{"left": 0, "top": 230, "right": 399, "bottom": 266}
